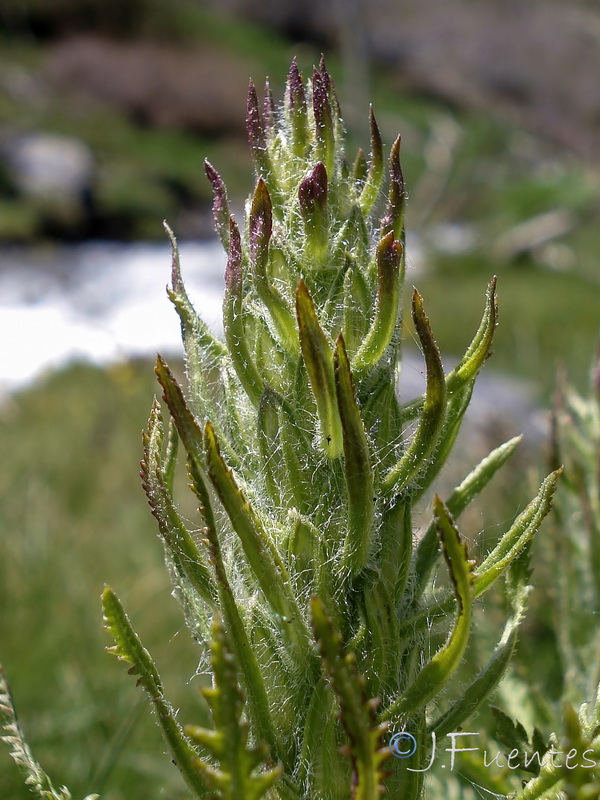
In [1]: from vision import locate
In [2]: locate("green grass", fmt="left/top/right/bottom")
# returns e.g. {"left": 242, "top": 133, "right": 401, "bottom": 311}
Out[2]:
{"left": 0, "top": 361, "right": 207, "bottom": 800}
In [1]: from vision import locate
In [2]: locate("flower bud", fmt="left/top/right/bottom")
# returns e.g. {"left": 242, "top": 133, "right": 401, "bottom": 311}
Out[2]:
{"left": 298, "top": 162, "right": 328, "bottom": 259}
{"left": 250, "top": 178, "right": 273, "bottom": 276}
{"left": 312, "top": 67, "right": 335, "bottom": 177}
{"left": 247, "top": 80, "right": 271, "bottom": 179}
{"left": 285, "top": 58, "right": 309, "bottom": 157}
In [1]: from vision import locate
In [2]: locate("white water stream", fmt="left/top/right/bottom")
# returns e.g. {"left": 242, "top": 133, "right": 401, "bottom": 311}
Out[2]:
{"left": 0, "top": 238, "right": 541, "bottom": 446}
{"left": 0, "top": 239, "right": 226, "bottom": 392}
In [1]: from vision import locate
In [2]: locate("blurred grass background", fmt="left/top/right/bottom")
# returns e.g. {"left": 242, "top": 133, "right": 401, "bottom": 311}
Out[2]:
{"left": 0, "top": 0, "right": 599, "bottom": 797}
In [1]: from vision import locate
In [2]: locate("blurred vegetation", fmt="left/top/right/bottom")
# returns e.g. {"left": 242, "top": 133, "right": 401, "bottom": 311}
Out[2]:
{"left": 0, "top": 361, "right": 208, "bottom": 800}
{"left": 1, "top": 4, "right": 598, "bottom": 391}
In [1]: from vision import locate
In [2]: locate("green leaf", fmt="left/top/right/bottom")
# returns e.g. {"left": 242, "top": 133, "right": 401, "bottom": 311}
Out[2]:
{"left": 154, "top": 355, "right": 215, "bottom": 515}
{"left": 141, "top": 398, "right": 218, "bottom": 608}
{"left": 490, "top": 706, "right": 551, "bottom": 778}
{"left": 400, "top": 471, "right": 560, "bottom": 642}
{"left": 378, "top": 496, "right": 412, "bottom": 605}
{"left": 358, "top": 107, "right": 384, "bottom": 215}
{"left": 352, "top": 231, "right": 403, "bottom": 374}
{"left": 446, "top": 276, "right": 498, "bottom": 392}
{"left": 380, "top": 136, "right": 405, "bottom": 241}
{"left": 223, "top": 217, "right": 265, "bottom": 407}
{"left": 381, "top": 497, "right": 474, "bottom": 722}
{"left": 296, "top": 678, "right": 348, "bottom": 797}
{"left": 398, "top": 276, "right": 498, "bottom": 424}
{"left": 430, "top": 575, "right": 530, "bottom": 737}
{"left": 101, "top": 587, "right": 207, "bottom": 798}
{"left": 250, "top": 180, "right": 298, "bottom": 355}
{"left": 410, "top": 383, "right": 473, "bottom": 502}
{"left": 154, "top": 359, "right": 278, "bottom": 755}
{"left": 360, "top": 577, "right": 402, "bottom": 695}
{"left": 296, "top": 279, "right": 343, "bottom": 458}
{"left": 165, "top": 221, "right": 228, "bottom": 369}
{"left": 474, "top": 468, "right": 563, "bottom": 596}
{"left": 186, "top": 462, "right": 280, "bottom": 762}
{"left": 257, "top": 387, "right": 287, "bottom": 507}
{"left": 353, "top": 147, "right": 368, "bottom": 183}
{"left": 310, "top": 597, "right": 391, "bottom": 800}
{"left": 491, "top": 706, "right": 530, "bottom": 752}
{"left": 162, "top": 416, "right": 178, "bottom": 495}
{"left": 185, "top": 614, "right": 283, "bottom": 800}
{"left": 276, "top": 392, "right": 313, "bottom": 514}
{"left": 382, "top": 289, "right": 446, "bottom": 495}
{"left": 413, "top": 434, "right": 523, "bottom": 596}
{"left": 342, "top": 255, "right": 372, "bottom": 353}
{"left": 335, "top": 335, "right": 374, "bottom": 576}
{"left": 204, "top": 421, "right": 311, "bottom": 660}
{"left": 204, "top": 160, "right": 230, "bottom": 251}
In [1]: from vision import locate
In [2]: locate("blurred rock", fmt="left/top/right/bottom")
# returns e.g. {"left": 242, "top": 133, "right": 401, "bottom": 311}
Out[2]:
{"left": 0, "top": 132, "right": 94, "bottom": 199}
{"left": 46, "top": 36, "right": 252, "bottom": 135}
{"left": 201, "top": 0, "right": 600, "bottom": 162}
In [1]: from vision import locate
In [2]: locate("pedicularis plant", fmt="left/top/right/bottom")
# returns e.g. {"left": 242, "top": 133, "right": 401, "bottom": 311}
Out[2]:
{"left": 6, "top": 58, "right": 600, "bottom": 800}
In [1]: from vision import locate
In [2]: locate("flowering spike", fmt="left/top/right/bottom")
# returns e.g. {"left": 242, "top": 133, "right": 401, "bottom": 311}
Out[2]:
{"left": 68, "top": 59, "right": 563, "bottom": 800}
{"left": 381, "top": 135, "right": 405, "bottom": 241}
{"left": 204, "top": 159, "right": 230, "bottom": 251}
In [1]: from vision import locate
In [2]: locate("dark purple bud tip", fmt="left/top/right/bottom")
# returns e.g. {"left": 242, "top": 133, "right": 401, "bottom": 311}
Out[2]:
{"left": 318, "top": 54, "right": 330, "bottom": 85}
{"left": 225, "top": 216, "right": 242, "bottom": 294}
{"left": 312, "top": 68, "right": 330, "bottom": 118}
{"left": 204, "top": 160, "right": 227, "bottom": 212}
{"left": 298, "top": 162, "right": 328, "bottom": 214}
{"left": 318, "top": 55, "right": 340, "bottom": 115}
{"left": 287, "top": 58, "right": 305, "bottom": 109}
{"left": 247, "top": 80, "right": 266, "bottom": 151}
